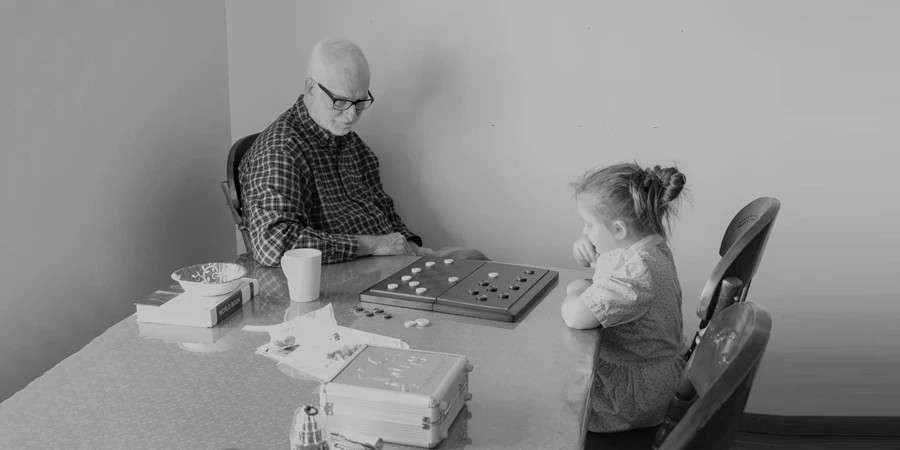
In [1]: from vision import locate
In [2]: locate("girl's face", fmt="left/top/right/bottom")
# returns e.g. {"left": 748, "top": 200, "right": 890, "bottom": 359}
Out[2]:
{"left": 576, "top": 193, "right": 627, "bottom": 255}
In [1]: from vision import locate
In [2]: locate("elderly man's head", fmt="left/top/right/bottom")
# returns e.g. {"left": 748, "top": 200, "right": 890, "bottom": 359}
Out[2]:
{"left": 303, "top": 39, "right": 372, "bottom": 136}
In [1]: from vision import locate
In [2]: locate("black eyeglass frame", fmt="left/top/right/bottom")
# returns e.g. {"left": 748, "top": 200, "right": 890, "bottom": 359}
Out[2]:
{"left": 316, "top": 82, "right": 374, "bottom": 111}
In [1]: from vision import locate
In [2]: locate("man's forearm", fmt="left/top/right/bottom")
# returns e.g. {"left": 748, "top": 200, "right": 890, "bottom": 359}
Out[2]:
{"left": 249, "top": 219, "right": 358, "bottom": 266}
{"left": 354, "top": 235, "right": 376, "bottom": 257}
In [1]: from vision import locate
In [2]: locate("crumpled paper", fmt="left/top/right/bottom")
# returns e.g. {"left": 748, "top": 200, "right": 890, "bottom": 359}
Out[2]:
{"left": 244, "top": 303, "right": 338, "bottom": 347}
{"left": 248, "top": 303, "right": 408, "bottom": 381}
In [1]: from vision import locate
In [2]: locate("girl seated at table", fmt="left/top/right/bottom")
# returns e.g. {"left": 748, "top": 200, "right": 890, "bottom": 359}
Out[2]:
{"left": 561, "top": 162, "right": 688, "bottom": 433}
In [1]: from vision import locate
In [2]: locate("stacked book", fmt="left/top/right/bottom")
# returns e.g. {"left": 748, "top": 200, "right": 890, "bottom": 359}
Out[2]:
{"left": 137, "top": 301, "right": 253, "bottom": 344}
{"left": 135, "top": 278, "right": 261, "bottom": 328}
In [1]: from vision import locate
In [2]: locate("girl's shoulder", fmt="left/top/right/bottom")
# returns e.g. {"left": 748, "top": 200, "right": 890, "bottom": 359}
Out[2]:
{"left": 592, "top": 246, "right": 651, "bottom": 281}
{"left": 631, "top": 238, "right": 680, "bottom": 285}
{"left": 593, "top": 236, "right": 676, "bottom": 279}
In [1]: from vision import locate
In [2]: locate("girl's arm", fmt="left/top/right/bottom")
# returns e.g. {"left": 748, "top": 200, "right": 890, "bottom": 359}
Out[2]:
{"left": 561, "top": 279, "right": 602, "bottom": 330}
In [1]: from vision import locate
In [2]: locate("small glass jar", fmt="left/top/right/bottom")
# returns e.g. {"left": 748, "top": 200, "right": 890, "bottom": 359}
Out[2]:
{"left": 290, "top": 405, "right": 329, "bottom": 450}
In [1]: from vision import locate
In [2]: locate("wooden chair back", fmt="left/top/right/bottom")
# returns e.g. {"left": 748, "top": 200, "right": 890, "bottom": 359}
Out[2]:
{"left": 655, "top": 302, "right": 772, "bottom": 450}
{"left": 220, "top": 133, "right": 260, "bottom": 254}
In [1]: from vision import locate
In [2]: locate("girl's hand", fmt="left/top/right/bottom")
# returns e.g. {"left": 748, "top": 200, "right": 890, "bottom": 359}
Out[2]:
{"left": 572, "top": 235, "right": 597, "bottom": 267}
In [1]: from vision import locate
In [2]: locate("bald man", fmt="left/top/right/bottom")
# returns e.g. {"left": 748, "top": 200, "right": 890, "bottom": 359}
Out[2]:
{"left": 239, "top": 39, "right": 486, "bottom": 266}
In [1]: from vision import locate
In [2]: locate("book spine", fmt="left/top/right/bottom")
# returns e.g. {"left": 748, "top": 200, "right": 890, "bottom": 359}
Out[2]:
{"left": 207, "top": 279, "right": 260, "bottom": 327}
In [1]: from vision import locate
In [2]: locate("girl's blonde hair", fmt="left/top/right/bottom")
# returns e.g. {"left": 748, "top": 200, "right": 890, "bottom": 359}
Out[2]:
{"left": 573, "top": 162, "right": 688, "bottom": 239}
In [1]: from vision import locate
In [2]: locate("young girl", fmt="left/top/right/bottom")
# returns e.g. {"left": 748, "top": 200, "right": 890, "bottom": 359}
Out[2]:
{"left": 561, "top": 162, "right": 688, "bottom": 433}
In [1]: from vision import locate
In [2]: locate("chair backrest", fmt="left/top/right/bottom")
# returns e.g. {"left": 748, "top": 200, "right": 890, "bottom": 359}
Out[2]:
{"left": 697, "top": 197, "right": 781, "bottom": 323}
{"left": 220, "top": 133, "right": 260, "bottom": 254}
{"left": 655, "top": 302, "right": 772, "bottom": 450}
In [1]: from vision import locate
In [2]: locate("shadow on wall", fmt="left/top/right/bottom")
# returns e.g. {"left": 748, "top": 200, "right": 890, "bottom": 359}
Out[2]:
{"left": 364, "top": 48, "right": 465, "bottom": 248}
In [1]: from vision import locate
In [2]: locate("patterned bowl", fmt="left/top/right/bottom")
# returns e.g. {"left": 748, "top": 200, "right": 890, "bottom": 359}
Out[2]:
{"left": 171, "top": 262, "right": 248, "bottom": 297}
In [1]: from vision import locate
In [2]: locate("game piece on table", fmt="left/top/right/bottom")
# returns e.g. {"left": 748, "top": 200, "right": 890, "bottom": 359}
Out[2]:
{"left": 525, "top": 269, "right": 535, "bottom": 274}
{"left": 365, "top": 311, "right": 374, "bottom": 317}
{"left": 373, "top": 308, "right": 384, "bottom": 314}
{"left": 415, "top": 318, "right": 430, "bottom": 327}
{"left": 354, "top": 305, "right": 364, "bottom": 312}
{"left": 411, "top": 268, "right": 422, "bottom": 274}
{"left": 383, "top": 313, "right": 392, "bottom": 319}
{"left": 425, "top": 261, "right": 436, "bottom": 267}
{"left": 488, "top": 272, "right": 499, "bottom": 278}
{"left": 387, "top": 283, "right": 399, "bottom": 290}
{"left": 476, "top": 295, "right": 487, "bottom": 301}
{"left": 468, "top": 289, "right": 479, "bottom": 295}
{"left": 404, "top": 320, "right": 416, "bottom": 328}
{"left": 444, "top": 259, "right": 454, "bottom": 264}
{"left": 401, "top": 275, "right": 412, "bottom": 282}
{"left": 499, "top": 293, "right": 509, "bottom": 299}
{"left": 409, "top": 281, "right": 421, "bottom": 287}
{"left": 509, "top": 284, "right": 520, "bottom": 290}
{"left": 416, "top": 287, "right": 428, "bottom": 295}
{"left": 478, "top": 280, "right": 489, "bottom": 286}
{"left": 448, "top": 277, "right": 459, "bottom": 283}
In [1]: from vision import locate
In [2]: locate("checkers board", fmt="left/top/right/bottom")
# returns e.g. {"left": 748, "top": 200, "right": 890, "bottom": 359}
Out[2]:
{"left": 359, "top": 257, "right": 559, "bottom": 322}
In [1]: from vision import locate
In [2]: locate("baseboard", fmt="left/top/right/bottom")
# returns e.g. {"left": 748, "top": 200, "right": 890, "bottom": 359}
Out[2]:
{"left": 740, "top": 413, "right": 900, "bottom": 437}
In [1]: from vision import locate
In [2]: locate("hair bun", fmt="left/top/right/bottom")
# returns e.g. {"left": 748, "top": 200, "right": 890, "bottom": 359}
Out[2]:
{"left": 650, "top": 166, "right": 686, "bottom": 204}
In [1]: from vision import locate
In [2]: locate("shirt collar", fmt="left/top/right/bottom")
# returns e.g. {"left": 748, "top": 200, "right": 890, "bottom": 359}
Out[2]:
{"left": 294, "top": 95, "right": 342, "bottom": 149}
{"left": 629, "top": 234, "right": 665, "bottom": 251}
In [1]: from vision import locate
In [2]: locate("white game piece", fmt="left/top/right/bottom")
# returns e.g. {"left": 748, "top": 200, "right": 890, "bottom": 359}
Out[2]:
{"left": 409, "top": 281, "right": 421, "bottom": 287}
{"left": 448, "top": 277, "right": 459, "bottom": 283}
{"left": 444, "top": 259, "right": 454, "bottom": 265}
{"left": 401, "top": 275, "right": 412, "bottom": 282}
{"left": 411, "top": 268, "right": 422, "bottom": 274}
{"left": 404, "top": 320, "right": 416, "bottom": 328}
{"left": 415, "top": 287, "right": 428, "bottom": 295}
{"left": 387, "top": 283, "right": 399, "bottom": 290}
{"left": 488, "top": 272, "right": 499, "bottom": 278}
{"left": 415, "top": 318, "right": 430, "bottom": 327}
{"left": 425, "top": 261, "right": 436, "bottom": 267}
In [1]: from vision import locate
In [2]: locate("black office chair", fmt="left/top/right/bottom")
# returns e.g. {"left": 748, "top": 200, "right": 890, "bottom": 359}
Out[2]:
{"left": 655, "top": 302, "right": 772, "bottom": 449}
{"left": 221, "top": 133, "right": 260, "bottom": 255}
{"left": 685, "top": 197, "right": 781, "bottom": 360}
{"left": 584, "top": 302, "right": 773, "bottom": 450}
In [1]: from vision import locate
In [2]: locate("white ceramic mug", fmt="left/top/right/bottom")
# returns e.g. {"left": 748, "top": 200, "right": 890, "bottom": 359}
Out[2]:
{"left": 281, "top": 249, "right": 322, "bottom": 302}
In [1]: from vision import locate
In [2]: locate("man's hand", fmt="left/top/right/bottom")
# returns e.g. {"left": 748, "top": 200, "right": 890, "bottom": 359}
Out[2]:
{"left": 573, "top": 235, "right": 597, "bottom": 267}
{"left": 407, "top": 242, "right": 435, "bottom": 256}
{"left": 355, "top": 233, "right": 414, "bottom": 257}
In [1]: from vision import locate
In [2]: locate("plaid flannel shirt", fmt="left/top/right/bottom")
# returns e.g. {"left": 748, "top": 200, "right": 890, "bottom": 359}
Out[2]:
{"left": 238, "top": 96, "right": 421, "bottom": 266}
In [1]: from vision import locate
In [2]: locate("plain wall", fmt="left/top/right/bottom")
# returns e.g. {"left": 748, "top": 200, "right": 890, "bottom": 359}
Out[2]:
{"left": 225, "top": 1, "right": 899, "bottom": 415}
{"left": 0, "top": 1, "right": 234, "bottom": 402}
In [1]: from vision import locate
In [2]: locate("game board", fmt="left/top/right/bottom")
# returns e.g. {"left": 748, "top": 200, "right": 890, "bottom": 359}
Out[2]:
{"left": 359, "top": 257, "right": 559, "bottom": 322}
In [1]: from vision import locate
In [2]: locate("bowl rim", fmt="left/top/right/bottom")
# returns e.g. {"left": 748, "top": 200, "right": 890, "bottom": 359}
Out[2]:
{"left": 170, "top": 262, "right": 248, "bottom": 284}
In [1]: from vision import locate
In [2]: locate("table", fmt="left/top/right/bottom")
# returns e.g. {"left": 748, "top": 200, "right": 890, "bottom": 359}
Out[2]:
{"left": 0, "top": 255, "right": 600, "bottom": 449}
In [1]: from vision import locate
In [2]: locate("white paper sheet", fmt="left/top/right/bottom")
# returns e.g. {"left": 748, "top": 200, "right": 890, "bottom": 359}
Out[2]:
{"left": 251, "top": 303, "right": 408, "bottom": 380}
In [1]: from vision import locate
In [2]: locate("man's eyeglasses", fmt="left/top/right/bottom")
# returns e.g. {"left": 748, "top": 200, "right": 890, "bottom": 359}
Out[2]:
{"left": 316, "top": 83, "right": 374, "bottom": 111}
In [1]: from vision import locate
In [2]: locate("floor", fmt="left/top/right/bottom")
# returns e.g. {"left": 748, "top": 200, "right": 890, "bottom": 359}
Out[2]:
{"left": 731, "top": 432, "right": 900, "bottom": 450}
{"left": 584, "top": 430, "right": 900, "bottom": 449}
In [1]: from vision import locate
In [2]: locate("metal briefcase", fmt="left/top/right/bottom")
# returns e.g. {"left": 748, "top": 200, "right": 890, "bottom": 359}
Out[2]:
{"left": 319, "top": 345, "right": 474, "bottom": 448}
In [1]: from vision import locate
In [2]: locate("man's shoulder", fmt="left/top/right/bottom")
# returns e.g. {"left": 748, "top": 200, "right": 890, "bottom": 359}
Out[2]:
{"left": 247, "top": 118, "right": 313, "bottom": 162}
